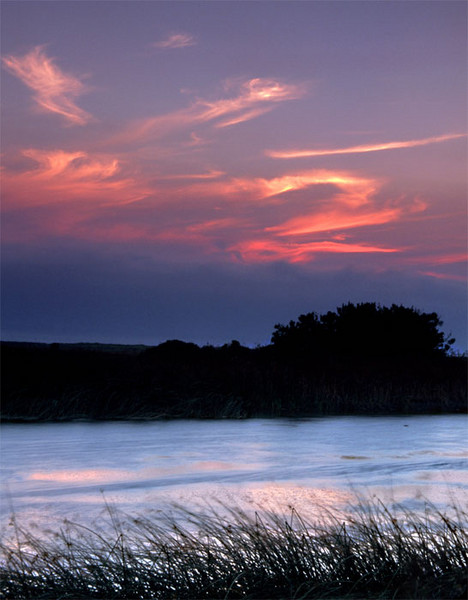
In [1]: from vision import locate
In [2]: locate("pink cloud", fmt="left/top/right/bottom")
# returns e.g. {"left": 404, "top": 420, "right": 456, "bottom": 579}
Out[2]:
{"left": 215, "top": 107, "right": 274, "bottom": 128}
{"left": 2, "top": 148, "right": 149, "bottom": 210}
{"left": 229, "top": 239, "right": 399, "bottom": 264}
{"left": 187, "top": 217, "right": 247, "bottom": 233}
{"left": 2, "top": 46, "right": 92, "bottom": 125}
{"left": 267, "top": 207, "right": 403, "bottom": 237}
{"left": 267, "top": 133, "right": 466, "bottom": 159}
{"left": 413, "top": 253, "right": 468, "bottom": 265}
{"left": 157, "top": 169, "right": 225, "bottom": 180}
{"left": 2, "top": 145, "right": 432, "bottom": 268}
{"left": 196, "top": 78, "right": 303, "bottom": 124}
{"left": 23, "top": 149, "right": 119, "bottom": 180}
{"left": 152, "top": 33, "right": 196, "bottom": 49}
{"left": 420, "top": 271, "right": 467, "bottom": 282}
{"left": 148, "top": 169, "right": 421, "bottom": 263}
{"left": 108, "top": 78, "right": 304, "bottom": 146}
{"left": 176, "top": 170, "right": 379, "bottom": 207}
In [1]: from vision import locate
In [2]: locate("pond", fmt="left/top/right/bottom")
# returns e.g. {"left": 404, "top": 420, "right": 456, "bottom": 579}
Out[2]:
{"left": 1, "top": 415, "right": 467, "bottom": 532}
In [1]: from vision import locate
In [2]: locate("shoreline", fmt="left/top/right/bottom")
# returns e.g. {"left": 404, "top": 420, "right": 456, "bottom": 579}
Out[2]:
{"left": 2, "top": 408, "right": 467, "bottom": 424}
{"left": 2, "top": 340, "right": 466, "bottom": 421}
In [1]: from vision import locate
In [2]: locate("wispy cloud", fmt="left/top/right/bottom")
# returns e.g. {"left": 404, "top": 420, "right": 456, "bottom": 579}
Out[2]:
{"left": 2, "top": 148, "right": 149, "bottom": 211}
{"left": 420, "top": 271, "right": 466, "bottom": 282}
{"left": 267, "top": 133, "right": 466, "bottom": 159}
{"left": 198, "top": 78, "right": 303, "bottom": 127}
{"left": 23, "top": 149, "right": 119, "bottom": 182}
{"left": 2, "top": 148, "right": 429, "bottom": 266}
{"left": 2, "top": 46, "right": 92, "bottom": 125}
{"left": 229, "top": 239, "right": 399, "bottom": 264}
{"left": 215, "top": 107, "right": 274, "bottom": 128}
{"left": 152, "top": 168, "right": 423, "bottom": 264}
{"left": 184, "top": 170, "right": 379, "bottom": 207}
{"left": 152, "top": 33, "right": 196, "bottom": 49}
{"left": 405, "top": 252, "right": 468, "bottom": 266}
{"left": 109, "top": 78, "right": 304, "bottom": 146}
{"left": 158, "top": 169, "right": 225, "bottom": 180}
{"left": 266, "top": 207, "right": 403, "bottom": 237}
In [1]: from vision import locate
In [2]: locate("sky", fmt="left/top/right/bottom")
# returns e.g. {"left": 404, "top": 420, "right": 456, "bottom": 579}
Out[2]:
{"left": 1, "top": 0, "right": 467, "bottom": 350}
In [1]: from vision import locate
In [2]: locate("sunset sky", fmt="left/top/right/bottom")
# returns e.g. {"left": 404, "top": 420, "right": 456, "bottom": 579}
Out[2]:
{"left": 1, "top": 1, "right": 467, "bottom": 349}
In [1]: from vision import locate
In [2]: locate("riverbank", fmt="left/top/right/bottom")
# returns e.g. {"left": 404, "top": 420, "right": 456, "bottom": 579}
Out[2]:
{"left": 1, "top": 499, "right": 466, "bottom": 599}
{"left": 2, "top": 341, "right": 466, "bottom": 421}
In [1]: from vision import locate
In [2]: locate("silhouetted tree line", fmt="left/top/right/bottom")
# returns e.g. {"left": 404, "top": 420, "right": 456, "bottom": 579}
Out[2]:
{"left": 1, "top": 303, "right": 466, "bottom": 421}
{"left": 271, "top": 302, "right": 455, "bottom": 359}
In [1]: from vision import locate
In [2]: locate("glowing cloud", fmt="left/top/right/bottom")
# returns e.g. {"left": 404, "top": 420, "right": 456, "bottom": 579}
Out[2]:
{"left": 152, "top": 32, "right": 196, "bottom": 49}
{"left": 160, "top": 168, "right": 421, "bottom": 264}
{"left": 182, "top": 169, "right": 379, "bottom": 206}
{"left": 158, "top": 169, "right": 225, "bottom": 180}
{"left": 23, "top": 149, "right": 119, "bottom": 180}
{"left": 215, "top": 107, "right": 274, "bottom": 128}
{"left": 420, "top": 271, "right": 467, "bottom": 282}
{"left": 1, "top": 147, "right": 430, "bottom": 265}
{"left": 267, "top": 133, "right": 466, "bottom": 159}
{"left": 254, "top": 171, "right": 378, "bottom": 204}
{"left": 2, "top": 46, "right": 92, "bottom": 125}
{"left": 110, "top": 78, "right": 304, "bottom": 145}
{"left": 197, "top": 78, "right": 303, "bottom": 124}
{"left": 405, "top": 253, "right": 468, "bottom": 266}
{"left": 230, "top": 239, "right": 399, "bottom": 264}
{"left": 268, "top": 207, "right": 403, "bottom": 237}
{"left": 2, "top": 148, "right": 149, "bottom": 209}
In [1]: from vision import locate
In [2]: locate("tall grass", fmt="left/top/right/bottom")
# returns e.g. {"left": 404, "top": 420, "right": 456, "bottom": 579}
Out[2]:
{"left": 1, "top": 499, "right": 467, "bottom": 599}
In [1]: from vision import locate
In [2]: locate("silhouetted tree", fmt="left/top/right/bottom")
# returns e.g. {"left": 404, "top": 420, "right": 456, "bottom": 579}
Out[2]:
{"left": 272, "top": 302, "right": 454, "bottom": 358}
{"left": 143, "top": 340, "right": 200, "bottom": 359}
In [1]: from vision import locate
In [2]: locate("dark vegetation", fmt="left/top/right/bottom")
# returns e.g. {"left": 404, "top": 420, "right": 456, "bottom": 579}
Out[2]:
{"left": 1, "top": 303, "right": 466, "bottom": 420}
{"left": 1, "top": 499, "right": 467, "bottom": 599}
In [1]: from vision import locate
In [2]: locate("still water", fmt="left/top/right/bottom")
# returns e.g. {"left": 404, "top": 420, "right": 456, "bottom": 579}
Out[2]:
{"left": 1, "top": 415, "right": 467, "bottom": 531}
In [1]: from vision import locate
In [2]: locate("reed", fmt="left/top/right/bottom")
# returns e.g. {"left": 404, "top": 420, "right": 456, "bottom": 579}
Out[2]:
{"left": 1, "top": 499, "right": 466, "bottom": 599}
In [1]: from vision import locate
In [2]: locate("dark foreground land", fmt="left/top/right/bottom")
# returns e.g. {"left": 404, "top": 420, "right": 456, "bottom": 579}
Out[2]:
{"left": 1, "top": 499, "right": 467, "bottom": 599}
{"left": 1, "top": 339, "right": 466, "bottom": 421}
{"left": 2, "top": 304, "right": 466, "bottom": 420}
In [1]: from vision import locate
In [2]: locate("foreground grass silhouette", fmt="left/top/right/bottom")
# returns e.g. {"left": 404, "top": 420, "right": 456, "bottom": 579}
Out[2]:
{"left": 1, "top": 499, "right": 467, "bottom": 599}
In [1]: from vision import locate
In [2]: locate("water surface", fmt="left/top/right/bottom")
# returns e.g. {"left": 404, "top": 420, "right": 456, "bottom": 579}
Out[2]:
{"left": 1, "top": 415, "right": 467, "bottom": 531}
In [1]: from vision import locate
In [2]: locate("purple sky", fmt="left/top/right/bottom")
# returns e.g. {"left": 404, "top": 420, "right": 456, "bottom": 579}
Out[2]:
{"left": 1, "top": 1, "right": 467, "bottom": 349}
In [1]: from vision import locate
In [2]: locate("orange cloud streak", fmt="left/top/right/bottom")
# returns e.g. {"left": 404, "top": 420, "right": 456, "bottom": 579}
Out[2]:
{"left": 2, "top": 46, "right": 92, "bottom": 125}
{"left": 2, "top": 148, "right": 149, "bottom": 209}
{"left": 110, "top": 78, "right": 304, "bottom": 146}
{"left": 184, "top": 170, "right": 379, "bottom": 206}
{"left": 406, "top": 253, "right": 468, "bottom": 266}
{"left": 187, "top": 217, "right": 246, "bottom": 233}
{"left": 215, "top": 107, "right": 274, "bottom": 128}
{"left": 420, "top": 271, "right": 467, "bottom": 282}
{"left": 3, "top": 147, "right": 427, "bottom": 266}
{"left": 230, "top": 239, "right": 399, "bottom": 263}
{"left": 268, "top": 207, "right": 403, "bottom": 237}
{"left": 267, "top": 133, "right": 466, "bottom": 159}
{"left": 158, "top": 169, "right": 225, "bottom": 180}
{"left": 255, "top": 171, "right": 378, "bottom": 204}
{"left": 23, "top": 149, "right": 119, "bottom": 180}
{"left": 197, "top": 78, "right": 302, "bottom": 123}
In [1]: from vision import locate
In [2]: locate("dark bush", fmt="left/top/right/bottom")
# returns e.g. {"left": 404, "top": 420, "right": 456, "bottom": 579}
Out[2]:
{"left": 272, "top": 302, "right": 455, "bottom": 359}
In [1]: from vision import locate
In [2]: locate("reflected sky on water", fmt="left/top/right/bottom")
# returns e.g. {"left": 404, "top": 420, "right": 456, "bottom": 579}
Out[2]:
{"left": 1, "top": 415, "right": 467, "bottom": 532}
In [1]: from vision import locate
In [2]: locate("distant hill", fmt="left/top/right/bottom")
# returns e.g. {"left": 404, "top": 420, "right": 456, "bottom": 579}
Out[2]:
{"left": 1, "top": 341, "right": 149, "bottom": 354}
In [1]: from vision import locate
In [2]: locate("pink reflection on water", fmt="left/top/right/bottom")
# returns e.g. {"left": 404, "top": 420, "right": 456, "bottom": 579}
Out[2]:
{"left": 28, "top": 460, "right": 258, "bottom": 485}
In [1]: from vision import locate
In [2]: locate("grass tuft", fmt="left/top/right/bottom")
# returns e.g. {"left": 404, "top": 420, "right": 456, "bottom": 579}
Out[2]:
{"left": 1, "top": 499, "right": 467, "bottom": 599}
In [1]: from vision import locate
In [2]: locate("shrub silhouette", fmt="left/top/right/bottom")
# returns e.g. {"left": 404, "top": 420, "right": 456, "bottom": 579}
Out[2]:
{"left": 272, "top": 302, "right": 455, "bottom": 358}
{"left": 2, "top": 303, "right": 465, "bottom": 421}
